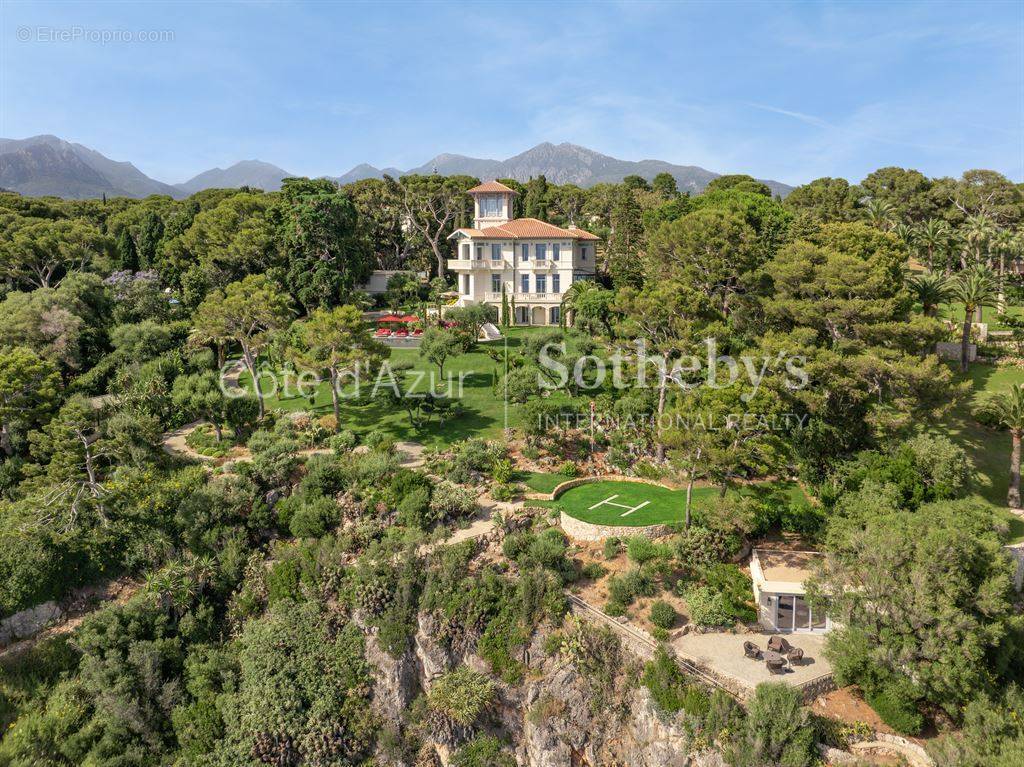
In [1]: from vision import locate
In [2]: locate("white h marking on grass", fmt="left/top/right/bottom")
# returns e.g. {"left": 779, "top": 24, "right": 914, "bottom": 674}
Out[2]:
{"left": 588, "top": 494, "right": 651, "bottom": 517}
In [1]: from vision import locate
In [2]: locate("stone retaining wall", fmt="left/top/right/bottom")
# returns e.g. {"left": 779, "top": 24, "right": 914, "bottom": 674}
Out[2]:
{"left": 560, "top": 511, "right": 670, "bottom": 542}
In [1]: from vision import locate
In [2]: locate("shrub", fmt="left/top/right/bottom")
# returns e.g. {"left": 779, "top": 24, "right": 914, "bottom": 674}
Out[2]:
{"left": 396, "top": 485, "right": 432, "bottom": 529}
{"left": 684, "top": 585, "right": 734, "bottom": 627}
{"left": 602, "top": 536, "right": 621, "bottom": 559}
{"left": 605, "top": 599, "right": 626, "bottom": 616}
{"left": 580, "top": 562, "right": 606, "bottom": 581}
{"left": 607, "top": 568, "right": 654, "bottom": 606}
{"left": 728, "top": 682, "right": 816, "bottom": 767}
{"left": 492, "top": 459, "right": 514, "bottom": 485}
{"left": 556, "top": 460, "right": 579, "bottom": 478}
{"left": 452, "top": 736, "right": 516, "bottom": 767}
{"left": 867, "top": 681, "right": 924, "bottom": 735}
{"left": 649, "top": 600, "right": 676, "bottom": 629}
{"left": 363, "top": 429, "right": 395, "bottom": 451}
{"left": 330, "top": 429, "right": 358, "bottom": 453}
{"left": 641, "top": 648, "right": 709, "bottom": 716}
{"left": 626, "top": 535, "right": 660, "bottom": 570}
{"left": 491, "top": 483, "right": 516, "bottom": 502}
{"left": 289, "top": 496, "right": 338, "bottom": 538}
{"left": 430, "top": 481, "right": 477, "bottom": 522}
{"left": 316, "top": 414, "right": 339, "bottom": 433}
{"left": 427, "top": 667, "right": 495, "bottom": 727}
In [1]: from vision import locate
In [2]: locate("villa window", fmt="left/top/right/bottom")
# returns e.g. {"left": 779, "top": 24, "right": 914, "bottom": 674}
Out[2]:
{"left": 552, "top": 243, "right": 560, "bottom": 261}
{"left": 580, "top": 246, "right": 588, "bottom": 261}
{"left": 521, "top": 244, "right": 529, "bottom": 262}
{"left": 475, "top": 245, "right": 483, "bottom": 260}
{"left": 491, "top": 243, "right": 501, "bottom": 260}
{"left": 536, "top": 274, "right": 547, "bottom": 294}
{"left": 461, "top": 243, "right": 470, "bottom": 259}
{"left": 480, "top": 194, "right": 501, "bottom": 217}
{"left": 491, "top": 275, "right": 501, "bottom": 293}
{"left": 552, "top": 274, "right": 560, "bottom": 293}
{"left": 520, "top": 274, "right": 529, "bottom": 293}
{"left": 536, "top": 244, "right": 546, "bottom": 261}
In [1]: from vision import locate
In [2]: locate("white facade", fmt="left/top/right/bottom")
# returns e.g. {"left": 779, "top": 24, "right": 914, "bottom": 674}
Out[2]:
{"left": 447, "top": 183, "right": 599, "bottom": 326}
{"left": 750, "top": 550, "right": 831, "bottom": 634}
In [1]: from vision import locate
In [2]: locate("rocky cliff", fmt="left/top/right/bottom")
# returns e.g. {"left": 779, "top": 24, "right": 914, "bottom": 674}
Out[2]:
{"left": 361, "top": 610, "right": 726, "bottom": 767}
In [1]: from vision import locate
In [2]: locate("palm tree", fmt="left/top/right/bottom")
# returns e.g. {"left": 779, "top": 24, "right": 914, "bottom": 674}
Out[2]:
{"left": 960, "top": 213, "right": 995, "bottom": 269}
{"left": 951, "top": 267, "right": 998, "bottom": 372}
{"left": 892, "top": 222, "right": 915, "bottom": 248}
{"left": 990, "top": 228, "right": 1019, "bottom": 314}
{"left": 916, "top": 218, "right": 950, "bottom": 272}
{"left": 861, "top": 198, "right": 896, "bottom": 231}
{"left": 978, "top": 384, "right": 1024, "bottom": 508}
{"left": 906, "top": 271, "right": 950, "bottom": 318}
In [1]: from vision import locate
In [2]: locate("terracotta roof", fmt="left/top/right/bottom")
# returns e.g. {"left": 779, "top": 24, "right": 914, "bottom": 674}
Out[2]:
{"left": 467, "top": 180, "right": 517, "bottom": 194}
{"left": 450, "top": 217, "right": 600, "bottom": 241}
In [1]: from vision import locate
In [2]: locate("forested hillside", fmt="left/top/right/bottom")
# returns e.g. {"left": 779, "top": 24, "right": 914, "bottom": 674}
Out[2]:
{"left": 0, "top": 166, "right": 1023, "bottom": 766}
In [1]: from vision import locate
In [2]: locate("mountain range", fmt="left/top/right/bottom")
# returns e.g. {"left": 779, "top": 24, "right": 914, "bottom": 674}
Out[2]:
{"left": 0, "top": 136, "right": 793, "bottom": 200}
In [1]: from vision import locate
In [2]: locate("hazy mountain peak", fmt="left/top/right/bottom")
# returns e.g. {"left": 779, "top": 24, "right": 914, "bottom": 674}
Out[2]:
{"left": 175, "top": 160, "right": 294, "bottom": 193}
{"left": 0, "top": 137, "right": 793, "bottom": 199}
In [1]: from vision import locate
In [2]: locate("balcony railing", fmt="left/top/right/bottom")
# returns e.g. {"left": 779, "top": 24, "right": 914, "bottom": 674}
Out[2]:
{"left": 515, "top": 292, "right": 563, "bottom": 301}
{"left": 447, "top": 258, "right": 500, "bottom": 270}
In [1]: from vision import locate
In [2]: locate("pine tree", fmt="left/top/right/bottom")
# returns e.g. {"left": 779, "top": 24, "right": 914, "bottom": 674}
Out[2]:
{"left": 116, "top": 227, "right": 139, "bottom": 272}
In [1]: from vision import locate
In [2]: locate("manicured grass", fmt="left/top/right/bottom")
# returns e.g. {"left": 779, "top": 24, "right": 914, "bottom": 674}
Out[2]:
{"left": 519, "top": 471, "right": 572, "bottom": 494}
{"left": 933, "top": 361, "right": 1024, "bottom": 542}
{"left": 937, "top": 301, "right": 1023, "bottom": 330}
{"left": 238, "top": 328, "right": 555, "bottom": 447}
{"left": 554, "top": 480, "right": 708, "bottom": 527}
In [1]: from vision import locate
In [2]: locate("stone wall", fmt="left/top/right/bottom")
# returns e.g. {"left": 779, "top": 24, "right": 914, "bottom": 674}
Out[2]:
{"left": 560, "top": 511, "right": 670, "bottom": 542}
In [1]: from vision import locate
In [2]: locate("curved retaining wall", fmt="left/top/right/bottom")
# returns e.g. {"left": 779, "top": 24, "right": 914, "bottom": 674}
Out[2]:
{"left": 554, "top": 475, "right": 675, "bottom": 541}
{"left": 559, "top": 511, "right": 670, "bottom": 542}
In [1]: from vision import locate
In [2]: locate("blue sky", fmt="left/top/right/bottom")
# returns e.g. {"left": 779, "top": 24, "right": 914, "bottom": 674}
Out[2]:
{"left": 2, "top": 1, "right": 1021, "bottom": 186}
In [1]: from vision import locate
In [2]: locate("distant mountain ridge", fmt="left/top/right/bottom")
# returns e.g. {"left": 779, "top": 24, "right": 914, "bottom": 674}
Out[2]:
{"left": 0, "top": 135, "right": 180, "bottom": 199}
{"left": 0, "top": 136, "right": 793, "bottom": 199}
{"left": 175, "top": 160, "right": 295, "bottom": 194}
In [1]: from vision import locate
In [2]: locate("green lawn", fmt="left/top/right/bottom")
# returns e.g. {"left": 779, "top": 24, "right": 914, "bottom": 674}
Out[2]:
{"left": 937, "top": 301, "right": 1022, "bottom": 330}
{"left": 553, "top": 480, "right": 710, "bottom": 527}
{"left": 549, "top": 479, "right": 806, "bottom": 528}
{"left": 519, "top": 471, "right": 572, "bottom": 494}
{"left": 238, "top": 328, "right": 559, "bottom": 447}
{"left": 933, "top": 361, "right": 1024, "bottom": 542}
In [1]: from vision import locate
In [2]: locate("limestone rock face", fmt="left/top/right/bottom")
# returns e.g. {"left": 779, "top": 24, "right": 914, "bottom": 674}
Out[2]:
{"left": 361, "top": 611, "right": 726, "bottom": 767}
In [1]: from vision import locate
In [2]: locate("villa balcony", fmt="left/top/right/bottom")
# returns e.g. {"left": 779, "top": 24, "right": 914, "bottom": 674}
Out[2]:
{"left": 515, "top": 292, "right": 563, "bottom": 302}
{"left": 447, "top": 258, "right": 508, "bottom": 271}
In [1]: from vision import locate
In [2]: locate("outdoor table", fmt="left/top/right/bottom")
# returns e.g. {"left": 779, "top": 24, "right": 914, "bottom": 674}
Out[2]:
{"left": 763, "top": 650, "right": 785, "bottom": 664}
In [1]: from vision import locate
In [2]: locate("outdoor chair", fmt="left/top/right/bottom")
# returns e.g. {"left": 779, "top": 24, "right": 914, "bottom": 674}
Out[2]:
{"left": 766, "top": 658, "right": 786, "bottom": 675}
{"left": 767, "top": 635, "right": 792, "bottom": 654}
{"left": 743, "top": 641, "right": 761, "bottom": 659}
{"left": 787, "top": 647, "right": 804, "bottom": 666}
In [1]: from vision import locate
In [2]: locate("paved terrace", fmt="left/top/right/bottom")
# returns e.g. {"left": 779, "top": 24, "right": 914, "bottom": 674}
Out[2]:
{"left": 670, "top": 630, "right": 831, "bottom": 695}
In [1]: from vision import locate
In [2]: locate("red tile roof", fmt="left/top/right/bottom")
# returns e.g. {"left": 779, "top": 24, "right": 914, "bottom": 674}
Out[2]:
{"left": 450, "top": 218, "right": 600, "bottom": 241}
{"left": 467, "top": 180, "right": 517, "bottom": 194}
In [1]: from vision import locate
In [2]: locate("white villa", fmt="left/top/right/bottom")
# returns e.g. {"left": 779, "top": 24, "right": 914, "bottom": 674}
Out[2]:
{"left": 447, "top": 181, "right": 600, "bottom": 326}
{"left": 750, "top": 549, "right": 831, "bottom": 634}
